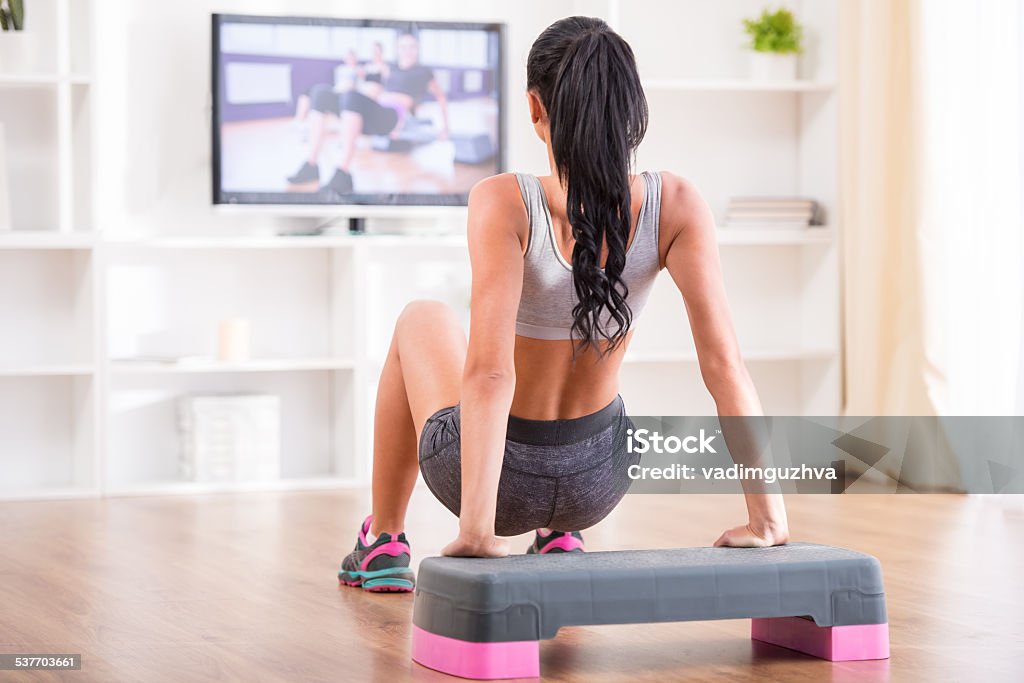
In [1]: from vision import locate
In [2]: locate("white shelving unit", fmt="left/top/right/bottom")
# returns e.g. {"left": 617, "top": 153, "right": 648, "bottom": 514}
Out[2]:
{"left": 1, "top": 0, "right": 842, "bottom": 500}
{"left": 0, "top": 0, "right": 97, "bottom": 500}
{"left": 612, "top": 0, "right": 842, "bottom": 418}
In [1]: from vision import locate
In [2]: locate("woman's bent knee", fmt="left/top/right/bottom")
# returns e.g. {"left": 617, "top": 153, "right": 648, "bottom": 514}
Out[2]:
{"left": 398, "top": 299, "right": 459, "bottom": 326}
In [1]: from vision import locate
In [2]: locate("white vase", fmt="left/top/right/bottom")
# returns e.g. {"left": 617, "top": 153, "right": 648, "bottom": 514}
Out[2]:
{"left": 0, "top": 31, "right": 37, "bottom": 74}
{"left": 748, "top": 51, "right": 798, "bottom": 82}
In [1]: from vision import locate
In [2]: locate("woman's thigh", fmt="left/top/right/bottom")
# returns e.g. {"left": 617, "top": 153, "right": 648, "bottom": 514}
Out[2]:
{"left": 392, "top": 299, "right": 467, "bottom": 436}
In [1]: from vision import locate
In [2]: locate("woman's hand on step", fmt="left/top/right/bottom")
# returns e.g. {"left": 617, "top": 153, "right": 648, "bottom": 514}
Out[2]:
{"left": 442, "top": 532, "right": 511, "bottom": 558}
{"left": 712, "top": 520, "right": 790, "bottom": 548}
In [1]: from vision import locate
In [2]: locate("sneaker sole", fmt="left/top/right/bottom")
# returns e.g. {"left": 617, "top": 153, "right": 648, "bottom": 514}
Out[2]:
{"left": 526, "top": 544, "right": 586, "bottom": 555}
{"left": 338, "top": 568, "right": 416, "bottom": 593}
{"left": 363, "top": 577, "right": 415, "bottom": 592}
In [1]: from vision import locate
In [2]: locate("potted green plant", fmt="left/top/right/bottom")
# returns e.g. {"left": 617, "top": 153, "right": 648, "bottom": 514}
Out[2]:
{"left": 0, "top": 0, "right": 33, "bottom": 74}
{"left": 742, "top": 7, "right": 803, "bottom": 81}
{"left": 0, "top": 0, "right": 24, "bottom": 31}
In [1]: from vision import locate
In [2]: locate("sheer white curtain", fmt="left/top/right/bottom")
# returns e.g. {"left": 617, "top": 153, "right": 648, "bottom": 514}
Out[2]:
{"left": 918, "top": 0, "right": 1023, "bottom": 416}
{"left": 1018, "top": 4, "right": 1024, "bottom": 416}
{"left": 842, "top": 0, "right": 1023, "bottom": 417}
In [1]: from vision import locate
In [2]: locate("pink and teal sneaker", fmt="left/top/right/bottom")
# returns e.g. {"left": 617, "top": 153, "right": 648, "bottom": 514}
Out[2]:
{"left": 526, "top": 529, "right": 585, "bottom": 554}
{"left": 338, "top": 515, "right": 415, "bottom": 593}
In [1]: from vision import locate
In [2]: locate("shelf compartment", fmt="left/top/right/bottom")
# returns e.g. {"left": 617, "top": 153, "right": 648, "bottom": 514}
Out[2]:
{"left": 0, "top": 249, "right": 94, "bottom": 366}
{"left": 0, "top": 87, "right": 60, "bottom": 231}
{"left": 101, "top": 233, "right": 470, "bottom": 250}
{"left": 620, "top": 357, "right": 838, "bottom": 416}
{"left": 716, "top": 227, "right": 834, "bottom": 245}
{"left": 0, "top": 363, "right": 94, "bottom": 376}
{"left": 106, "top": 249, "right": 352, "bottom": 362}
{"left": 0, "top": 232, "right": 94, "bottom": 249}
{"left": 109, "top": 357, "right": 355, "bottom": 374}
{"left": 642, "top": 79, "right": 836, "bottom": 92}
{"left": 0, "top": 374, "right": 96, "bottom": 494}
{"left": 624, "top": 348, "right": 836, "bottom": 364}
{"left": 68, "top": 78, "right": 93, "bottom": 232}
{"left": 628, "top": 249, "right": 840, "bottom": 366}
{"left": 106, "top": 370, "right": 356, "bottom": 489}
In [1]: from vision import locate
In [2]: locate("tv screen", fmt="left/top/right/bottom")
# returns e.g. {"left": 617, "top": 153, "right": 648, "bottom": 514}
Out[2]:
{"left": 212, "top": 14, "right": 505, "bottom": 206}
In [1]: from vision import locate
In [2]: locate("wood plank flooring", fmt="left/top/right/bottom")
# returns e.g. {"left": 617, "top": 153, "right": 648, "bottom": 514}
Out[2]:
{"left": 1, "top": 489, "right": 1021, "bottom": 681}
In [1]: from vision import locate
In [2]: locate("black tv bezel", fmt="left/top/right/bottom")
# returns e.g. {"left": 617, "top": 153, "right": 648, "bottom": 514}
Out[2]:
{"left": 211, "top": 13, "right": 507, "bottom": 208}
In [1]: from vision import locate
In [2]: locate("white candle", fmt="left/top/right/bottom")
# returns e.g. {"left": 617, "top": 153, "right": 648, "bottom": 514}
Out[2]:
{"left": 217, "top": 318, "right": 251, "bottom": 362}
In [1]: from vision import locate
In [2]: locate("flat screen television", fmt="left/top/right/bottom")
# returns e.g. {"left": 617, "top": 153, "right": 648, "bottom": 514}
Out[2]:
{"left": 212, "top": 14, "right": 505, "bottom": 207}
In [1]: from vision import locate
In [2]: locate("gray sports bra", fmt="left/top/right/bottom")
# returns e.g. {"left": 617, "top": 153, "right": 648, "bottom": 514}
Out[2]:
{"left": 512, "top": 170, "right": 663, "bottom": 340}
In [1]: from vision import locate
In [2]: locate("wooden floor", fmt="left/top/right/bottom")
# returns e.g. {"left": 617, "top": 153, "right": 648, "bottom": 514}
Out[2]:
{"left": 1, "top": 489, "right": 1022, "bottom": 682}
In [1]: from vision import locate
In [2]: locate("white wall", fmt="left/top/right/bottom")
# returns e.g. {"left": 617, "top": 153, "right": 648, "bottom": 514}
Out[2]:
{"left": 0, "top": 1, "right": 844, "bottom": 497}
{"left": 92, "top": 0, "right": 578, "bottom": 236}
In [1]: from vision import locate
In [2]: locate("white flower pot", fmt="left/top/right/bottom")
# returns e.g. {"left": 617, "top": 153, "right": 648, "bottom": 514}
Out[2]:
{"left": 748, "top": 51, "right": 798, "bottom": 82}
{"left": 0, "top": 31, "right": 38, "bottom": 74}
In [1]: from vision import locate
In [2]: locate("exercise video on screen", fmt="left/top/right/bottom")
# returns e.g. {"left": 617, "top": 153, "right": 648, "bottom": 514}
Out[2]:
{"left": 214, "top": 18, "right": 503, "bottom": 204}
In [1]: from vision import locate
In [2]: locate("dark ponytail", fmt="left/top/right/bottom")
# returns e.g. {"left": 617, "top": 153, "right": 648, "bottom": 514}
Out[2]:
{"left": 527, "top": 16, "right": 648, "bottom": 355}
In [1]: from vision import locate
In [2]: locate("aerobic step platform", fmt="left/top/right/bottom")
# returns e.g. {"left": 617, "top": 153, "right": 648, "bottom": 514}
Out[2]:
{"left": 411, "top": 542, "right": 889, "bottom": 679}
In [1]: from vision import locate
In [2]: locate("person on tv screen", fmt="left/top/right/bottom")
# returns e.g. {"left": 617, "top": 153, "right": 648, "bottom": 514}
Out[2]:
{"left": 291, "top": 49, "right": 363, "bottom": 125}
{"left": 361, "top": 41, "right": 390, "bottom": 95}
{"left": 285, "top": 31, "right": 450, "bottom": 197}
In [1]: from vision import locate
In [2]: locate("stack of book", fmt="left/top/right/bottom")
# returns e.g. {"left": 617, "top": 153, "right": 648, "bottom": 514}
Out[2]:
{"left": 723, "top": 197, "right": 821, "bottom": 229}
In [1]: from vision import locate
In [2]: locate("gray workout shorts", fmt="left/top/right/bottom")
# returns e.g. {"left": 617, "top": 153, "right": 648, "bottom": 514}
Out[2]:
{"left": 418, "top": 395, "right": 639, "bottom": 537}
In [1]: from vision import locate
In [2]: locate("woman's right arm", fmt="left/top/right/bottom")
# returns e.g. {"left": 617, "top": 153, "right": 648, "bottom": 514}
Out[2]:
{"left": 659, "top": 172, "right": 790, "bottom": 546}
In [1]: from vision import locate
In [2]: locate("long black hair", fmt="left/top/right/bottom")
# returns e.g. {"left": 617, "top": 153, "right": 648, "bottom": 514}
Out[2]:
{"left": 527, "top": 16, "right": 648, "bottom": 355}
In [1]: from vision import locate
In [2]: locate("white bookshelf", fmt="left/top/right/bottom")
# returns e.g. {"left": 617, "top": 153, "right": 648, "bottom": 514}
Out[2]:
{"left": 0, "top": 0, "right": 842, "bottom": 500}
{"left": 0, "top": 0, "right": 97, "bottom": 500}
{"left": 614, "top": 0, "right": 842, "bottom": 418}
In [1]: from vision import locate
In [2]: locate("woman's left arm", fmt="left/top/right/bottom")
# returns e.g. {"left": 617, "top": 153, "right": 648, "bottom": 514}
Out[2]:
{"left": 441, "top": 175, "right": 527, "bottom": 558}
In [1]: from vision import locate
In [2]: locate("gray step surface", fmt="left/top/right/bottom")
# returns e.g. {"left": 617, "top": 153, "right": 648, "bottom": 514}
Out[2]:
{"left": 412, "top": 542, "right": 887, "bottom": 643}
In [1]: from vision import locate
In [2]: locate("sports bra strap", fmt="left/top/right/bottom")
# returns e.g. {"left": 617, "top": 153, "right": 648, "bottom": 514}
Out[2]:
{"left": 513, "top": 172, "right": 547, "bottom": 258}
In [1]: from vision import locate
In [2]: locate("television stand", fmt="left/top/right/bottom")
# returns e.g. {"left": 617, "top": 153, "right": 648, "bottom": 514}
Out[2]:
{"left": 275, "top": 216, "right": 366, "bottom": 237}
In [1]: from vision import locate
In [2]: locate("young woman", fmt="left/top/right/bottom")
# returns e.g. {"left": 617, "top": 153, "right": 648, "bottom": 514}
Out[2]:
{"left": 338, "top": 16, "right": 790, "bottom": 592}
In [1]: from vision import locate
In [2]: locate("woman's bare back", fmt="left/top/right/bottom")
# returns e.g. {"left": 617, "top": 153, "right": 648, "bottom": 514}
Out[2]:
{"left": 509, "top": 174, "right": 660, "bottom": 420}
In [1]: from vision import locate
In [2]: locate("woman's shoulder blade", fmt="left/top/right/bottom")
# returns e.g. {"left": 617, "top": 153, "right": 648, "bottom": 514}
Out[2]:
{"left": 468, "top": 174, "right": 530, "bottom": 245}
{"left": 469, "top": 174, "right": 529, "bottom": 214}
